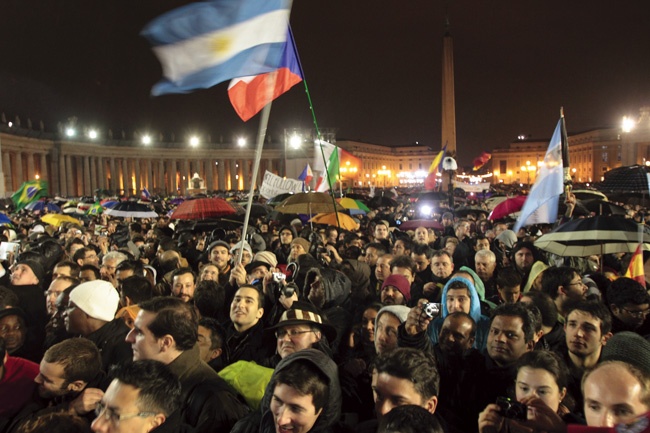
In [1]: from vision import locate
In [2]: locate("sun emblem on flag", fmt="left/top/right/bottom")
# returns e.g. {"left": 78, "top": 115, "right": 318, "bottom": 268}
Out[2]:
{"left": 210, "top": 35, "right": 232, "bottom": 56}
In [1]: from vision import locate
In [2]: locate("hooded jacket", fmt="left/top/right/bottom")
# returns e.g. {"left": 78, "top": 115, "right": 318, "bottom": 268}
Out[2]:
{"left": 259, "top": 349, "right": 342, "bottom": 433}
{"left": 426, "top": 276, "right": 491, "bottom": 350}
{"left": 303, "top": 267, "right": 352, "bottom": 356}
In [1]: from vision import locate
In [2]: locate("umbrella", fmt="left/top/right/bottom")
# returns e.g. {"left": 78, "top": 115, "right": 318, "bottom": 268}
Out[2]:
{"left": 170, "top": 197, "right": 239, "bottom": 220}
{"left": 598, "top": 165, "right": 650, "bottom": 194}
{"left": 268, "top": 193, "right": 294, "bottom": 207}
{"left": 100, "top": 200, "right": 118, "bottom": 208}
{"left": 310, "top": 212, "right": 358, "bottom": 231}
{"left": 105, "top": 202, "right": 158, "bottom": 218}
{"left": 41, "top": 213, "right": 82, "bottom": 227}
{"left": 570, "top": 189, "right": 608, "bottom": 201}
{"left": 534, "top": 216, "right": 650, "bottom": 257}
{"left": 25, "top": 201, "right": 61, "bottom": 213}
{"left": 488, "top": 196, "right": 527, "bottom": 220}
{"left": 274, "top": 193, "right": 344, "bottom": 215}
{"left": 454, "top": 206, "right": 489, "bottom": 218}
{"left": 337, "top": 198, "right": 370, "bottom": 215}
{"left": 398, "top": 219, "right": 444, "bottom": 231}
{"left": 241, "top": 203, "right": 271, "bottom": 218}
{"left": 582, "top": 199, "right": 627, "bottom": 216}
{"left": 0, "top": 213, "right": 12, "bottom": 225}
{"left": 368, "top": 195, "right": 398, "bottom": 208}
{"left": 168, "top": 197, "right": 185, "bottom": 206}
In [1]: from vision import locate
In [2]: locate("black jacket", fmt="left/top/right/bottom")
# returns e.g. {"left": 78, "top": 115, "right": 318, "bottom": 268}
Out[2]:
{"left": 85, "top": 318, "right": 133, "bottom": 372}
{"left": 168, "top": 346, "right": 249, "bottom": 433}
{"left": 225, "top": 320, "right": 273, "bottom": 366}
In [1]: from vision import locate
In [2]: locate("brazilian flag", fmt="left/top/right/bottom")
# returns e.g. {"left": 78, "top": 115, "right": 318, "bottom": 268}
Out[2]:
{"left": 12, "top": 180, "right": 48, "bottom": 210}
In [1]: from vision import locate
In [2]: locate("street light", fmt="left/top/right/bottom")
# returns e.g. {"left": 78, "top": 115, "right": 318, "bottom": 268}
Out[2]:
{"left": 442, "top": 156, "right": 457, "bottom": 208}
{"left": 237, "top": 137, "right": 246, "bottom": 147}
{"left": 141, "top": 135, "right": 152, "bottom": 145}
{"left": 622, "top": 116, "right": 636, "bottom": 133}
{"left": 190, "top": 136, "right": 200, "bottom": 147}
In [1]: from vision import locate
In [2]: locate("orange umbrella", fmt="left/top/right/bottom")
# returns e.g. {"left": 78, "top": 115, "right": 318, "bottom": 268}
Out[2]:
{"left": 309, "top": 212, "right": 358, "bottom": 230}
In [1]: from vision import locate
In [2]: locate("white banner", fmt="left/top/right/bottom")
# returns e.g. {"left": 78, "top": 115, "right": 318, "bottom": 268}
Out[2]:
{"left": 260, "top": 171, "right": 304, "bottom": 198}
{"left": 453, "top": 181, "right": 491, "bottom": 193}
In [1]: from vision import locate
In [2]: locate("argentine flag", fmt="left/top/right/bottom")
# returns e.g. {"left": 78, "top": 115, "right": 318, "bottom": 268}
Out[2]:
{"left": 142, "top": 0, "right": 291, "bottom": 96}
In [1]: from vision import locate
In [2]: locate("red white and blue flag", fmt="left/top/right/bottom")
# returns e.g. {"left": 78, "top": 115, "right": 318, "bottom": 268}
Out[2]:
{"left": 228, "top": 29, "right": 303, "bottom": 121}
{"left": 298, "top": 163, "right": 313, "bottom": 184}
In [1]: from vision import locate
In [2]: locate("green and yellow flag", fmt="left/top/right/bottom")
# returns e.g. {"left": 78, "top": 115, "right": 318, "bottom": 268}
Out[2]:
{"left": 12, "top": 180, "right": 48, "bottom": 210}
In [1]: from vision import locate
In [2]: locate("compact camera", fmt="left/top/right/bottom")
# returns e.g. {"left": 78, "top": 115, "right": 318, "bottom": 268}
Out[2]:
{"left": 495, "top": 397, "right": 527, "bottom": 421}
{"left": 423, "top": 302, "right": 441, "bottom": 318}
{"left": 272, "top": 273, "right": 286, "bottom": 283}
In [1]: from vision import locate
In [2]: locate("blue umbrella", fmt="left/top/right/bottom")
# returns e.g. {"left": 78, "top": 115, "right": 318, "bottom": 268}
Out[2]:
{"left": 25, "top": 201, "right": 61, "bottom": 213}
{"left": 0, "top": 213, "right": 12, "bottom": 225}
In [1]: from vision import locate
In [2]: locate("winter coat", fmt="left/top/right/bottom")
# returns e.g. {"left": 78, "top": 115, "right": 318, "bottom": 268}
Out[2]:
{"left": 426, "top": 276, "right": 491, "bottom": 350}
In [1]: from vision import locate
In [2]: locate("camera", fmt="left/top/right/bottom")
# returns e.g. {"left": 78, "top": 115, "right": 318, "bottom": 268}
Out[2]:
{"left": 495, "top": 397, "right": 527, "bottom": 421}
{"left": 282, "top": 282, "right": 297, "bottom": 298}
{"left": 423, "top": 302, "right": 441, "bottom": 318}
{"left": 273, "top": 273, "right": 286, "bottom": 283}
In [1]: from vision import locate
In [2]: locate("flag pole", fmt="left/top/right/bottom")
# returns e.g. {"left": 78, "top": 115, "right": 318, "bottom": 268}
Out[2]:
{"left": 561, "top": 107, "right": 572, "bottom": 196}
{"left": 236, "top": 73, "right": 277, "bottom": 266}
{"left": 293, "top": 31, "right": 340, "bottom": 229}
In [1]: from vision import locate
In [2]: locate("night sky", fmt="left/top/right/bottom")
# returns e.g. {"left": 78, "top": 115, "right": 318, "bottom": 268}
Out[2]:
{"left": 1, "top": 1, "right": 649, "bottom": 165}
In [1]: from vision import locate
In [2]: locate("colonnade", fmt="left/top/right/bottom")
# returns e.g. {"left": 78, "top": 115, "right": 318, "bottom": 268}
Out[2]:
{"left": 1, "top": 139, "right": 282, "bottom": 197}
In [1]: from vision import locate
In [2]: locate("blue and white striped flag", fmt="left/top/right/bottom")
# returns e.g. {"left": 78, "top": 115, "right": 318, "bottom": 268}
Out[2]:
{"left": 142, "top": 0, "right": 291, "bottom": 96}
{"left": 514, "top": 118, "right": 565, "bottom": 231}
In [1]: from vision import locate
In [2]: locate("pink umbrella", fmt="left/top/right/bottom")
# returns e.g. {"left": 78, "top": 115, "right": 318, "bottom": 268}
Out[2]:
{"left": 488, "top": 196, "right": 527, "bottom": 220}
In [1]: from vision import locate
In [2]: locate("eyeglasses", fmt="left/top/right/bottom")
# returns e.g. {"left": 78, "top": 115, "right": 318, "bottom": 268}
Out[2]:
{"left": 0, "top": 324, "right": 23, "bottom": 334}
{"left": 94, "top": 402, "right": 157, "bottom": 425}
{"left": 621, "top": 307, "right": 650, "bottom": 318}
{"left": 567, "top": 280, "right": 586, "bottom": 287}
{"left": 275, "top": 329, "right": 315, "bottom": 339}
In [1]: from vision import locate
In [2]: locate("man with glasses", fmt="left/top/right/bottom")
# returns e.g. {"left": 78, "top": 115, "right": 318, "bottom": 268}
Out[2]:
{"left": 540, "top": 266, "right": 587, "bottom": 322}
{"left": 265, "top": 301, "right": 337, "bottom": 367}
{"left": 73, "top": 247, "right": 100, "bottom": 269}
{"left": 606, "top": 277, "right": 650, "bottom": 335}
{"left": 91, "top": 360, "right": 187, "bottom": 433}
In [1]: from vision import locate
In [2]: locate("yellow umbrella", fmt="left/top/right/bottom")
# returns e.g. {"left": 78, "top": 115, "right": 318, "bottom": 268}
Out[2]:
{"left": 41, "top": 214, "right": 81, "bottom": 228}
{"left": 309, "top": 212, "right": 358, "bottom": 231}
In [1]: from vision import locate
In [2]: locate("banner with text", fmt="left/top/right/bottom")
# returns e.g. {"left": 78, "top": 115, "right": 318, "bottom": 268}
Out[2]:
{"left": 453, "top": 181, "right": 491, "bottom": 193}
{"left": 260, "top": 171, "right": 304, "bottom": 198}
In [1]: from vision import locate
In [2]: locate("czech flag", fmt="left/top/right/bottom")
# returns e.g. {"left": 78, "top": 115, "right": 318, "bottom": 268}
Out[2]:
{"left": 228, "top": 28, "right": 303, "bottom": 121}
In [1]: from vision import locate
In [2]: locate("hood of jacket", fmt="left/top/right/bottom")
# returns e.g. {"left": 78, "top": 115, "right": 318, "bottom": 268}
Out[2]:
{"left": 341, "top": 259, "right": 371, "bottom": 296}
{"left": 303, "top": 267, "right": 351, "bottom": 310}
{"left": 459, "top": 266, "right": 486, "bottom": 301}
{"left": 441, "top": 275, "right": 482, "bottom": 324}
{"left": 260, "top": 349, "right": 341, "bottom": 433}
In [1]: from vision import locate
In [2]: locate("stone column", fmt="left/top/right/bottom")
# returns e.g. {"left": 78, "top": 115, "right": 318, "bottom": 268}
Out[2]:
{"left": 241, "top": 159, "right": 250, "bottom": 191}
{"left": 229, "top": 159, "right": 238, "bottom": 191}
{"left": 217, "top": 159, "right": 225, "bottom": 191}
{"left": 66, "top": 155, "right": 74, "bottom": 196}
{"left": 97, "top": 157, "right": 105, "bottom": 192}
{"left": 26, "top": 152, "right": 35, "bottom": 181}
{"left": 267, "top": 158, "right": 274, "bottom": 175}
{"left": 83, "top": 156, "right": 91, "bottom": 196}
{"left": 110, "top": 158, "right": 117, "bottom": 193}
{"left": 58, "top": 152, "right": 66, "bottom": 196}
{"left": 158, "top": 160, "right": 165, "bottom": 194}
{"left": 168, "top": 160, "right": 176, "bottom": 193}
{"left": 134, "top": 158, "right": 141, "bottom": 194}
{"left": 15, "top": 152, "right": 24, "bottom": 186}
{"left": 40, "top": 153, "right": 48, "bottom": 183}
{"left": 3, "top": 153, "right": 12, "bottom": 192}
{"left": 122, "top": 158, "right": 128, "bottom": 195}
{"left": 146, "top": 159, "right": 153, "bottom": 192}
{"left": 205, "top": 160, "right": 214, "bottom": 191}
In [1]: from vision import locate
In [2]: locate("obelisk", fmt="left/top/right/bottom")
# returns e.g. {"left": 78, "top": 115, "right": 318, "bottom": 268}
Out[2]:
{"left": 441, "top": 16, "right": 456, "bottom": 155}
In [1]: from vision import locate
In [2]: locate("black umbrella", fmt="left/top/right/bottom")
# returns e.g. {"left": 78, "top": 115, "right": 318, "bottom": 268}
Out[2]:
{"left": 368, "top": 196, "right": 398, "bottom": 208}
{"left": 535, "top": 215, "right": 650, "bottom": 257}
{"left": 105, "top": 202, "right": 158, "bottom": 218}
{"left": 454, "top": 206, "right": 489, "bottom": 218}
{"left": 598, "top": 165, "right": 650, "bottom": 193}
{"left": 582, "top": 199, "right": 627, "bottom": 216}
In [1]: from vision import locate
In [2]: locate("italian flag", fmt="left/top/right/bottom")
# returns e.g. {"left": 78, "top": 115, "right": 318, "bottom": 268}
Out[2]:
{"left": 314, "top": 141, "right": 359, "bottom": 192}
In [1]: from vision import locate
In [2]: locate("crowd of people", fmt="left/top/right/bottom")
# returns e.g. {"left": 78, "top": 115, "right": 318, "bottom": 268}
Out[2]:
{"left": 0, "top": 190, "right": 649, "bottom": 433}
